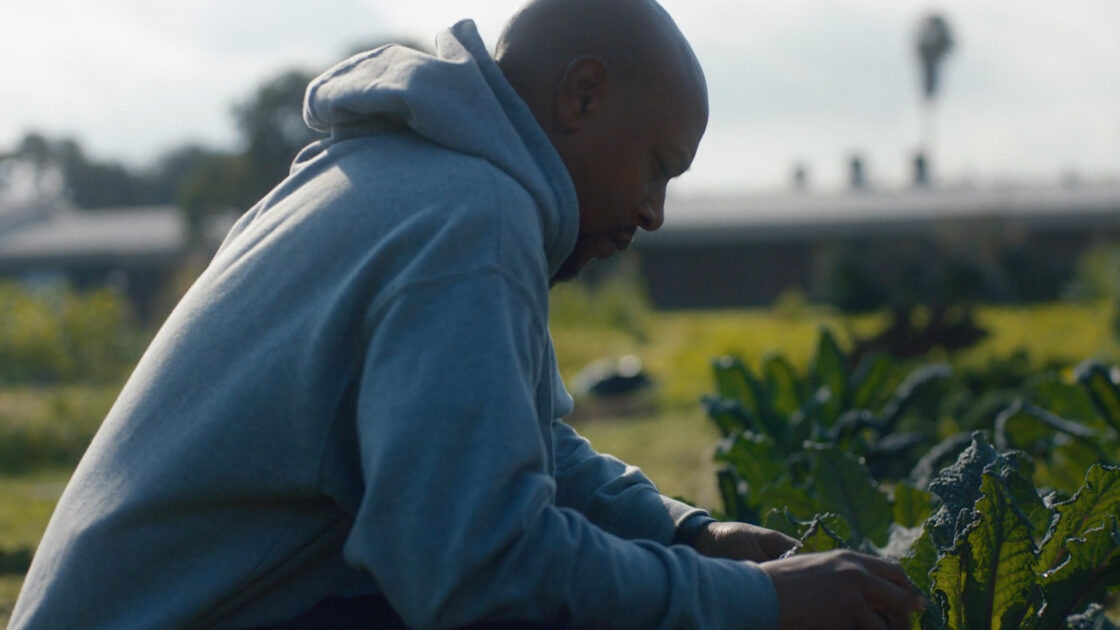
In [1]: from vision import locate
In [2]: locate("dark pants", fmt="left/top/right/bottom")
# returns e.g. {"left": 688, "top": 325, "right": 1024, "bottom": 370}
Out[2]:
{"left": 259, "top": 594, "right": 570, "bottom": 629}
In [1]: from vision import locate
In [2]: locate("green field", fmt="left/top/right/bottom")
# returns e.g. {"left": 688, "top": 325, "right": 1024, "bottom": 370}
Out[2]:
{"left": 554, "top": 299, "right": 1118, "bottom": 509}
{"left": 1, "top": 297, "right": 1117, "bottom": 624}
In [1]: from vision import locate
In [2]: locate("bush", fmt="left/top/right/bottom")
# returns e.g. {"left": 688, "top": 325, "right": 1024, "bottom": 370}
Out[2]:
{"left": 0, "top": 282, "right": 141, "bottom": 384}
{"left": 0, "top": 385, "right": 118, "bottom": 474}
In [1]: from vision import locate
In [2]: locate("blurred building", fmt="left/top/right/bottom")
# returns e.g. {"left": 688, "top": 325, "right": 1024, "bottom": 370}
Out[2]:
{"left": 637, "top": 182, "right": 1120, "bottom": 309}
{"left": 0, "top": 202, "right": 202, "bottom": 320}
{"left": 5, "top": 182, "right": 1120, "bottom": 316}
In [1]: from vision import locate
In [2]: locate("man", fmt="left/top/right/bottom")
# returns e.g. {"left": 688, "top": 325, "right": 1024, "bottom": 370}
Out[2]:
{"left": 11, "top": 0, "right": 922, "bottom": 628}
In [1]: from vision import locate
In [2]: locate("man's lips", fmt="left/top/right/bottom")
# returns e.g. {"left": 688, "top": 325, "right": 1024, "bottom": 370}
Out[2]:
{"left": 612, "top": 231, "right": 635, "bottom": 252}
{"left": 587, "top": 231, "right": 636, "bottom": 261}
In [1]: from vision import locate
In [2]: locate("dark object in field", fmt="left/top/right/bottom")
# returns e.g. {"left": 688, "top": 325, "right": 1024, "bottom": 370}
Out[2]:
{"left": 573, "top": 355, "right": 652, "bottom": 398}
{"left": 0, "top": 546, "right": 32, "bottom": 575}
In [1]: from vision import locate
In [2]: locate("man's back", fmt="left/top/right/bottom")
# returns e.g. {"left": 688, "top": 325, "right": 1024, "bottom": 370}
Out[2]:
{"left": 11, "top": 32, "right": 575, "bottom": 627}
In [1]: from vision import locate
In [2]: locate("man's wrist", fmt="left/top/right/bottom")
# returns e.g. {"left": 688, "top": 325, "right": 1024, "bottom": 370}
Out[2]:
{"left": 671, "top": 514, "right": 716, "bottom": 546}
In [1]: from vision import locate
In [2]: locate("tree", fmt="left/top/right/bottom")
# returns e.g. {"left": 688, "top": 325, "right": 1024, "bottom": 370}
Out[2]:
{"left": 175, "top": 150, "right": 251, "bottom": 245}
{"left": 228, "top": 37, "right": 430, "bottom": 204}
{"left": 233, "top": 69, "right": 323, "bottom": 204}
{"left": 0, "top": 132, "right": 155, "bottom": 209}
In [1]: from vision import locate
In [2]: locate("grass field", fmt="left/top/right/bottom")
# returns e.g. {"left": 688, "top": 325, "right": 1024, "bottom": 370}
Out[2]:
{"left": 1, "top": 298, "right": 1117, "bottom": 622}
{"left": 0, "top": 473, "right": 73, "bottom": 626}
{"left": 0, "top": 385, "right": 112, "bottom": 626}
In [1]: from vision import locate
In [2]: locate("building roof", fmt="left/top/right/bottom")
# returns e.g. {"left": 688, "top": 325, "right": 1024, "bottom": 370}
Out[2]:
{"left": 0, "top": 205, "right": 186, "bottom": 267}
{"left": 643, "top": 182, "right": 1120, "bottom": 246}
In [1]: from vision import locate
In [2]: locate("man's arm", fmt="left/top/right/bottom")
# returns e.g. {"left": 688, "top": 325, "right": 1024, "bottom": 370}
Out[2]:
{"left": 344, "top": 269, "right": 780, "bottom": 630}
{"left": 550, "top": 418, "right": 710, "bottom": 543}
{"left": 549, "top": 377, "right": 797, "bottom": 561}
{"left": 550, "top": 419, "right": 924, "bottom": 629}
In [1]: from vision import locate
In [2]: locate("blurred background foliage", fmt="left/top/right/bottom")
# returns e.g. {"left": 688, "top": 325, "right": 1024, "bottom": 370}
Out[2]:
{"left": 0, "top": 282, "right": 141, "bottom": 385}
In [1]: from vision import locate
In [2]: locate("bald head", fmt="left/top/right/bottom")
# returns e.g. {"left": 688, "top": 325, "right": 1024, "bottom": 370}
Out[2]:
{"left": 495, "top": 0, "right": 709, "bottom": 284}
{"left": 495, "top": 0, "right": 706, "bottom": 124}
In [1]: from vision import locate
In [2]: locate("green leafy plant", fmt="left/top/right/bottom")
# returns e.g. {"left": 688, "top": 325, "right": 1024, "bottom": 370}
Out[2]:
{"left": 765, "top": 434, "right": 1120, "bottom": 629}
{"left": 902, "top": 433, "right": 1120, "bottom": 630}
{"left": 704, "top": 331, "right": 1120, "bottom": 628}
{"left": 706, "top": 328, "right": 949, "bottom": 522}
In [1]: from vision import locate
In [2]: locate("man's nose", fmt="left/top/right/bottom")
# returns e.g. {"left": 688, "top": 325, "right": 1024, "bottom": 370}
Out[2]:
{"left": 637, "top": 197, "right": 665, "bottom": 232}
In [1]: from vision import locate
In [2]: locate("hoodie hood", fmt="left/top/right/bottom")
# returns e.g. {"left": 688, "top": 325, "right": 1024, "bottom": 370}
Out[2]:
{"left": 304, "top": 20, "right": 579, "bottom": 278}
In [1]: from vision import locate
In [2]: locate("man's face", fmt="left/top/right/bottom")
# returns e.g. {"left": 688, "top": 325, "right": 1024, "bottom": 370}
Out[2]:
{"left": 550, "top": 76, "right": 708, "bottom": 284}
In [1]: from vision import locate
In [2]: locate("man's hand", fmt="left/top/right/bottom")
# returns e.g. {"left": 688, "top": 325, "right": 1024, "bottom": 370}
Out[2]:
{"left": 690, "top": 521, "right": 799, "bottom": 562}
{"left": 761, "top": 550, "right": 925, "bottom": 630}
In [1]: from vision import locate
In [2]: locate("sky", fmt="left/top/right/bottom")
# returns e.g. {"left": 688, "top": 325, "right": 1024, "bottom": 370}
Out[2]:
{"left": 2, "top": 0, "right": 1119, "bottom": 196}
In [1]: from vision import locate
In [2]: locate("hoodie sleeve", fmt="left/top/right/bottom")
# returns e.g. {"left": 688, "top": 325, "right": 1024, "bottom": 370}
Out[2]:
{"left": 551, "top": 419, "right": 713, "bottom": 545}
{"left": 343, "top": 268, "right": 778, "bottom": 630}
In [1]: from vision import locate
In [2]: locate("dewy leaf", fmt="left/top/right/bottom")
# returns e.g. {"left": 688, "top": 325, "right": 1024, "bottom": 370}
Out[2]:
{"left": 763, "top": 354, "right": 803, "bottom": 418}
{"left": 868, "top": 432, "right": 929, "bottom": 480}
{"left": 901, "top": 528, "right": 939, "bottom": 597}
{"left": 715, "top": 431, "right": 784, "bottom": 499}
{"left": 788, "top": 396, "right": 820, "bottom": 446}
{"left": 911, "top": 432, "right": 976, "bottom": 492}
{"left": 763, "top": 509, "right": 851, "bottom": 548}
{"left": 716, "top": 468, "right": 756, "bottom": 523}
{"left": 927, "top": 433, "right": 1008, "bottom": 553}
{"left": 712, "top": 356, "right": 767, "bottom": 421}
{"left": 930, "top": 552, "right": 966, "bottom": 630}
{"left": 997, "top": 464, "right": 1052, "bottom": 542}
{"left": 827, "top": 409, "right": 884, "bottom": 445}
{"left": 798, "top": 514, "right": 849, "bottom": 553}
{"left": 994, "top": 399, "right": 1096, "bottom": 454}
{"left": 805, "top": 444, "right": 893, "bottom": 546}
{"left": 893, "top": 482, "right": 936, "bottom": 529}
{"left": 881, "top": 523, "right": 925, "bottom": 561}
{"left": 850, "top": 351, "right": 895, "bottom": 411}
{"left": 880, "top": 363, "right": 952, "bottom": 432}
{"left": 1036, "top": 519, "right": 1120, "bottom": 628}
{"left": 711, "top": 357, "right": 791, "bottom": 446}
{"left": 815, "top": 512, "right": 854, "bottom": 544}
{"left": 1038, "top": 440, "right": 1106, "bottom": 497}
{"left": 758, "top": 477, "right": 819, "bottom": 523}
{"left": 810, "top": 328, "right": 848, "bottom": 428}
{"left": 762, "top": 507, "right": 802, "bottom": 539}
{"left": 701, "top": 395, "right": 753, "bottom": 437}
{"left": 1037, "top": 465, "right": 1120, "bottom": 576}
{"left": 1075, "top": 360, "right": 1120, "bottom": 434}
{"left": 957, "top": 473, "right": 1037, "bottom": 630}
{"left": 1028, "top": 379, "right": 1101, "bottom": 433}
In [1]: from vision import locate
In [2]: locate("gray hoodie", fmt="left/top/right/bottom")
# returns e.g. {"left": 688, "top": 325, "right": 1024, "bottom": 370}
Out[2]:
{"left": 10, "top": 20, "right": 778, "bottom": 630}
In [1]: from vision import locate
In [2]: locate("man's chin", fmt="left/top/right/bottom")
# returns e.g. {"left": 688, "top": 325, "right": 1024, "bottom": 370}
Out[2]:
{"left": 549, "top": 266, "right": 580, "bottom": 287}
{"left": 549, "top": 253, "right": 585, "bottom": 287}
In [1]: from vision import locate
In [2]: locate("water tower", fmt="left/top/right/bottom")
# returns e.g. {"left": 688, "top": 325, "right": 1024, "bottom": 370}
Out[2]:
{"left": 914, "top": 13, "right": 954, "bottom": 186}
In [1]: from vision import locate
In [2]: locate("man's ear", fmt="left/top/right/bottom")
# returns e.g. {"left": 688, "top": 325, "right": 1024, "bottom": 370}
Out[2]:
{"left": 553, "top": 55, "right": 608, "bottom": 133}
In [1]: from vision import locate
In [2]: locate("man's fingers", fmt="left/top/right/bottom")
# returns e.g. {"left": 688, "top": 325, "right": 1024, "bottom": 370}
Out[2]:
{"left": 764, "top": 531, "right": 799, "bottom": 556}
{"left": 858, "top": 608, "right": 890, "bottom": 630}
{"left": 861, "top": 569, "right": 919, "bottom": 629}
{"left": 859, "top": 555, "right": 919, "bottom": 592}
{"left": 763, "top": 550, "right": 926, "bottom": 629}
